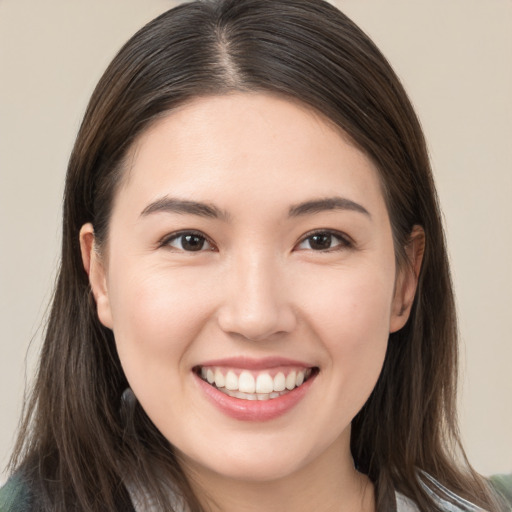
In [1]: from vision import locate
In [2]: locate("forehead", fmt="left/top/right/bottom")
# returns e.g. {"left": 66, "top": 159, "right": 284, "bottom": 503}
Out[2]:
{"left": 115, "top": 92, "right": 386, "bottom": 220}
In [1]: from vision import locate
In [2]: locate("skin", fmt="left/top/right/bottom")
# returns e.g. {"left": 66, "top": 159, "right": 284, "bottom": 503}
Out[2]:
{"left": 80, "top": 92, "right": 423, "bottom": 512}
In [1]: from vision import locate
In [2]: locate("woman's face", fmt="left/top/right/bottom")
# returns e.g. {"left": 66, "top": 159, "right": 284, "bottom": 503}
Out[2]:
{"left": 82, "top": 93, "right": 416, "bottom": 484}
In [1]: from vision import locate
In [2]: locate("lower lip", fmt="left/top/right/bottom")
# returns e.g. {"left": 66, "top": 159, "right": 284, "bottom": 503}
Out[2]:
{"left": 194, "top": 371, "right": 317, "bottom": 422}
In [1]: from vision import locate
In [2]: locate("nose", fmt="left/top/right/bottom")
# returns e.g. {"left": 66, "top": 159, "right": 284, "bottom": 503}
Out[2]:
{"left": 217, "top": 253, "right": 297, "bottom": 342}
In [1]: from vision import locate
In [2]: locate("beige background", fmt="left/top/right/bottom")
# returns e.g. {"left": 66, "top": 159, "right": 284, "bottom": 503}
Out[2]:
{"left": 1, "top": 0, "right": 511, "bottom": 483}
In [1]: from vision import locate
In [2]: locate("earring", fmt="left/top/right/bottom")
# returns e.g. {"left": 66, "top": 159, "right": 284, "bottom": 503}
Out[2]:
{"left": 121, "top": 387, "right": 137, "bottom": 406}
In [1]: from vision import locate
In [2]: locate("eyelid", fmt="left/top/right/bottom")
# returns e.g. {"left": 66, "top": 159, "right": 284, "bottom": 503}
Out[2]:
{"left": 294, "top": 229, "right": 354, "bottom": 251}
{"left": 157, "top": 228, "right": 352, "bottom": 252}
{"left": 158, "top": 229, "right": 217, "bottom": 251}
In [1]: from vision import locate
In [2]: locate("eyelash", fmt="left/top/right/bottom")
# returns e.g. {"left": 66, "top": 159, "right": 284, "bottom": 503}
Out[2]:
{"left": 295, "top": 230, "right": 353, "bottom": 252}
{"left": 159, "top": 229, "right": 353, "bottom": 253}
{"left": 159, "top": 230, "right": 216, "bottom": 252}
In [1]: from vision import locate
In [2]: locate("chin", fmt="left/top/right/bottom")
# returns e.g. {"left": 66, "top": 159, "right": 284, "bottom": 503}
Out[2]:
{"left": 210, "top": 456, "right": 307, "bottom": 483}
{"left": 177, "top": 438, "right": 315, "bottom": 485}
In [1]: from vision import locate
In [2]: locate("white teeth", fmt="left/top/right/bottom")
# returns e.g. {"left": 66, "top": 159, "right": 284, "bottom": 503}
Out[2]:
{"left": 225, "top": 370, "right": 238, "bottom": 390}
{"left": 256, "top": 373, "right": 274, "bottom": 394}
{"left": 214, "top": 369, "right": 225, "bottom": 388}
{"left": 285, "top": 371, "right": 297, "bottom": 390}
{"left": 221, "top": 388, "right": 287, "bottom": 401}
{"left": 273, "top": 372, "right": 286, "bottom": 392}
{"left": 238, "top": 371, "right": 256, "bottom": 393}
{"left": 200, "top": 366, "right": 314, "bottom": 396}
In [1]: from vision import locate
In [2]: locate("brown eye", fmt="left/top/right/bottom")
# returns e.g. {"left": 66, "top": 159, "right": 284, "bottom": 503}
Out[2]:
{"left": 181, "top": 234, "right": 206, "bottom": 251}
{"left": 165, "top": 232, "right": 213, "bottom": 252}
{"left": 296, "top": 231, "right": 351, "bottom": 251}
{"left": 308, "top": 234, "right": 333, "bottom": 250}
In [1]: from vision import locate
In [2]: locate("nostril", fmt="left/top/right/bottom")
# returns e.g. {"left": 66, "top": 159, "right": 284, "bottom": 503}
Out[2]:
{"left": 216, "top": 303, "right": 297, "bottom": 342}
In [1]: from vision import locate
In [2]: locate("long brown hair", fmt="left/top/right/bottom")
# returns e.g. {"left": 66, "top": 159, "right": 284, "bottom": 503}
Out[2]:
{"left": 9, "top": 1, "right": 503, "bottom": 510}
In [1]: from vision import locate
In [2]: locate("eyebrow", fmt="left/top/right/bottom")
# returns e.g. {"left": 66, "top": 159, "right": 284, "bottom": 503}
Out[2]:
{"left": 140, "top": 195, "right": 370, "bottom": 221}
{"left": 288, "top": 197, "right": 371, "bottom": 218}
{"left": 140, "top": 197, "right": 230, "bottom": 221}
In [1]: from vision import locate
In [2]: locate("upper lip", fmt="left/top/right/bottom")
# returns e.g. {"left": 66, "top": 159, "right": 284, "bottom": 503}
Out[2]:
{"left": 195, "top": 356, "right": 315, "bottom": 371}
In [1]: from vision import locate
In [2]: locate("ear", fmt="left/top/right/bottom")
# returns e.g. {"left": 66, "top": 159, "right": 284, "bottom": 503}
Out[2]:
{"left": 389, "top": 225, "right": 425, "bottom": 333}
{"left": 79, "top": 223, "right": 113, "bottom": 329}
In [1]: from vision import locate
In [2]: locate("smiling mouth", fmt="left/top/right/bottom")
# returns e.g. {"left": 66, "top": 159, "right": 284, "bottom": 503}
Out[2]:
{"left": 194, "top": 366, "right": 318, "bottom": 401}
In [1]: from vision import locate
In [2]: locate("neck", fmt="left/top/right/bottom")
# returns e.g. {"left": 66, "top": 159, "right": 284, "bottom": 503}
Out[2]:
{"left": 179, "top": 431, "right": 375, "bottom": 512}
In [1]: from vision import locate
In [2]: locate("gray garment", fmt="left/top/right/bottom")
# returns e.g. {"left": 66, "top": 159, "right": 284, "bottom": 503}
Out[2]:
{"left": 394, "top": 472, "right": 488, "bottom": 511}
{"left": 128, "top": 473, "right": 487, "bottom": 512}
{"left": 396, "top": 492, "right": 420, "bottom": 511}
{"left": 417, "top": 471, "right": 487, "bottom": 512}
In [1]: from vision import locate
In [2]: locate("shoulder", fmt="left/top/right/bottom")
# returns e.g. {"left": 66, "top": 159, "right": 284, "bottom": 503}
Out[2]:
{"left": 395, "top": 471, "right": 512, "bottom": 512}
{"left": 395, "top": 473, "right": 512, "bottom": 512}
{"left": 490, "top": 473, "right": 512, "bottom": 508}
{"left": 0, "top": 474, "right": 33, "bottom": 512}
{"left": 396, "top": 491, "right": 420, "bottom": 511}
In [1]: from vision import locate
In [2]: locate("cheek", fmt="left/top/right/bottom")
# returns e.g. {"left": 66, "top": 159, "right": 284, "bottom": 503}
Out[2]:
{"left": 299, "top": 262, "right": 395, "bottom": 345}
{"left": 296, "top": 264, "right": 394, "bottom": 406}
{"left": 105, "top": 261, "right": 215, "bottom": 403}
{"left": 108, "top": 259, "right": 212, "bottom": 343}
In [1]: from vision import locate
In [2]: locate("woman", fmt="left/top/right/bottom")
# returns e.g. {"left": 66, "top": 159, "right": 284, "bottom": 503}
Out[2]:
{"left": 0, "top": 0, "right": 509, "bottom": 511}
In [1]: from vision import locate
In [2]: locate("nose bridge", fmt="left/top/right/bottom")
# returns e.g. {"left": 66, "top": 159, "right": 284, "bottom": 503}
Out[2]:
{"left": 217, "top": 248, "right": 296, "bottom": 341}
